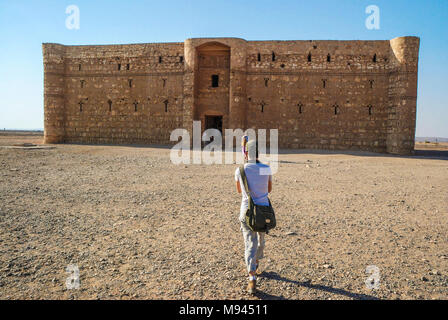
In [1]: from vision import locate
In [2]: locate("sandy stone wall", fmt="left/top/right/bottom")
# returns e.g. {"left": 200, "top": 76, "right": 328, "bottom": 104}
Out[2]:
{"left": 43, "top": 36, "right": 419, "bottom": 154}
{"left": 44, "top": 42, "right": 185, "bottom": 145}
{"left": 245, "top": 40, "right": 393, "bottom": 152}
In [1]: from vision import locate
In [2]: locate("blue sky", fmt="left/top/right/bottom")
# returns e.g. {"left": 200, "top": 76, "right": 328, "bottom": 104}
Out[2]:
{"left": 0, "top": 0, "right": 447, "bottom": 137}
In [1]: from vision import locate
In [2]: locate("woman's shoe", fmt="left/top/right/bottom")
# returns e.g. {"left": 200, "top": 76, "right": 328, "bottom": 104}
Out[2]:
{"left": 247, "top": 280, "right": 256, "bottom": 295}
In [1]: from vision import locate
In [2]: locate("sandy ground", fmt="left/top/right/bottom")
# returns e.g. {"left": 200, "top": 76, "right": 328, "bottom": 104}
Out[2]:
{"left": 0, "top": 132, "right": 447, "bottom": 300}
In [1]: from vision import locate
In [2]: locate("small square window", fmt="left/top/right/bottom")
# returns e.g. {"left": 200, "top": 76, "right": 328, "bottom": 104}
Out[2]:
{"left": 211, "top": 74, "right": 219, "bottom": 88}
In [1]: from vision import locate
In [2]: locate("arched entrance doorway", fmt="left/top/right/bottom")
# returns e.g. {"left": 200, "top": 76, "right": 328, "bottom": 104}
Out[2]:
{"left": 193, "top": 42, "right": 230, "bottom": 138}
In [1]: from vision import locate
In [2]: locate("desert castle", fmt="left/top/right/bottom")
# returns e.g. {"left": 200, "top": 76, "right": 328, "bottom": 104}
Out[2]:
{"left": 43, "top": 36, "right": 420, "bottom": 154}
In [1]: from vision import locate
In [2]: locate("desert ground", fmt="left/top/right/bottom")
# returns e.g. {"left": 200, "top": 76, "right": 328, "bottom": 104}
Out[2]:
{"left": 0, "top": 131, "right": 447, "bottom": 300}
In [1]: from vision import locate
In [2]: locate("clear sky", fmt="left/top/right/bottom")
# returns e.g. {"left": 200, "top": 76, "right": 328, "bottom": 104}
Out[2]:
{"left": 0, "top": 0, "right": 447, "bottom": 137}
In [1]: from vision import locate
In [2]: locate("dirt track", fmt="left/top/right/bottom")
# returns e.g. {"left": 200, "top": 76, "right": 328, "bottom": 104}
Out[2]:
{"left": 0, "top": 133, "right": 447, "bottom": 300}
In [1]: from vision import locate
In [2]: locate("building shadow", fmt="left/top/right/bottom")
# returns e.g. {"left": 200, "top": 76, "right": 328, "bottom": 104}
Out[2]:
{"left": 57, "top": 142, "right": 448, "bottom": 161}
{"left": 63, "top": 142, "right": 173, "bottom": 150}
{"left": 413, "top": 149, "right": 448, "bottom": 159}
{"left": 277, "top": 148, "right": 448, "bottom": 161}
{"left": 256, "top": 271, "right": 380, "bottom": 300}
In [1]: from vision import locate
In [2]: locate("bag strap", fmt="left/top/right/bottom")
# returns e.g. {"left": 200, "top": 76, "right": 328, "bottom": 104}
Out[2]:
{"left": 239, "top": 165, "right": 251, "bottom": 195}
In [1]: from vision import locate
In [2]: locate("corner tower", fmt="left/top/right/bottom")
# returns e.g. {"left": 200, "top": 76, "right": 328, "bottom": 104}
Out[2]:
{"left": 42, "top": 43, "right": 66, "bottom": 143}
{"left": 387, "top": 36, "right": 420, "bottom": 155}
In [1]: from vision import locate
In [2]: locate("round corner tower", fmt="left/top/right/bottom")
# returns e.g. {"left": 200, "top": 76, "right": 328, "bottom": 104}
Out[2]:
{"left": 42, "top": 43, "right": 66, "bottom": 144}
{"left": 386, "top": 36, "right": 420, "bottom": 155}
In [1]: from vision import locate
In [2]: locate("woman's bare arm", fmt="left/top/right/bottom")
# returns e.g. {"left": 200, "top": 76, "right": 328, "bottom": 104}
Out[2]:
{"left": 236, "top": 181, "right": 242, "bottom": 193}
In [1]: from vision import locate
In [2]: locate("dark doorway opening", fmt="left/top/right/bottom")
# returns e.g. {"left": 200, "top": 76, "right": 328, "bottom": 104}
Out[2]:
{"left": 211, "top": 74, "right": 219, "bottom": 87}
{"left": 204, "top": 115, "right": 223, "bottom": 145}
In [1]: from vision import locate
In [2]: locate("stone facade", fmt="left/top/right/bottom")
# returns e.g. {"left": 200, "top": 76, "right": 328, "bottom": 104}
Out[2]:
{"left": 43, "top": 36, "right": 420, "bottom": 154}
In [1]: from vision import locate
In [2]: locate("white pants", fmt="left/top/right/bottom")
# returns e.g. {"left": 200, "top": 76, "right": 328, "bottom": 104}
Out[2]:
{"left": 240, "top": 221, "right": 265, "bottom": 273}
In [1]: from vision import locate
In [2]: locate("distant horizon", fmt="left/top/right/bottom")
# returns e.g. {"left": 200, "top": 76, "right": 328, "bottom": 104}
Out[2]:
{"left": 1, "top": 128, "right": 447, "bottom": 141}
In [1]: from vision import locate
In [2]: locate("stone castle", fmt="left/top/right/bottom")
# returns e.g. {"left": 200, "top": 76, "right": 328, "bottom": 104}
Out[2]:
{"left": 43, "top": 36, "right": 420, "bottom": 154}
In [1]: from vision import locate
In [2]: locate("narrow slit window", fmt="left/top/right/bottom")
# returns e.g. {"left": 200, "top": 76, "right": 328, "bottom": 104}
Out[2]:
{"left": 211, "top": 74, "right": 219, "bottom": 88}
{"left": 307, "top": 53, "right": 312, "bottom": 62}
{"left": 128, "top": 79, "right": 133, "bottom": 88}
{"left": 79, "top": 101, "right": 83, "bottom": 112}
{"left": 118, "top": 63, "right": 121, "bottom": 71}
{"left": 373, "top": 54, "right": 377, "bottom": 63}
{"left": 257, "top": 53, "right": 261, "bottom": 61}
{"left": 261, "top": 102, "right": 265, "bottom": 113}
{"left": 322, "top": 79, "right": 327, "bottom": 88}
{"left": 179, "top": 56, "right": 184, "bottom": 63}
{"left": 368, "top": 105, "right": 373, "bottom": 115}
{"left": 126, "top": 63, "right": 130, "bottom": 70}
{"left": 327, "top": 54, "right": 331, "bottom": 62}
{"left": 369, "top": 80, "right": 374, "bottom": 89}
{"left": 78, "top": 64, "right": 82, "bottom": 71}
{"left": 334, "top": 105, "right": 340, "bottom": 115}
{"left": 264, "top": 78, "right": 269, "bottom": 87}
{"left": 134, "top": 101, "right": 138, "bottom": 112}
{"left": 164, "top": 100, "right": 168, "bottom": 112}
{"left": 162, "top": 78, "right": 166, "bottom": 88}
{"left": 159, "top": 56, "right": 162, "bottom": 63}
{"left": 108, "top": 100, "right": 112, "bottom": 112}
{"left": 298, "top": 103, "right": 303, "bottom": 114}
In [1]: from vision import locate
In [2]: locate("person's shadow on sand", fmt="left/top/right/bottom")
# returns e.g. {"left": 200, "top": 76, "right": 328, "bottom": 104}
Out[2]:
{"left": 255, "top": 271, "right": 380, "bottom": 300}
